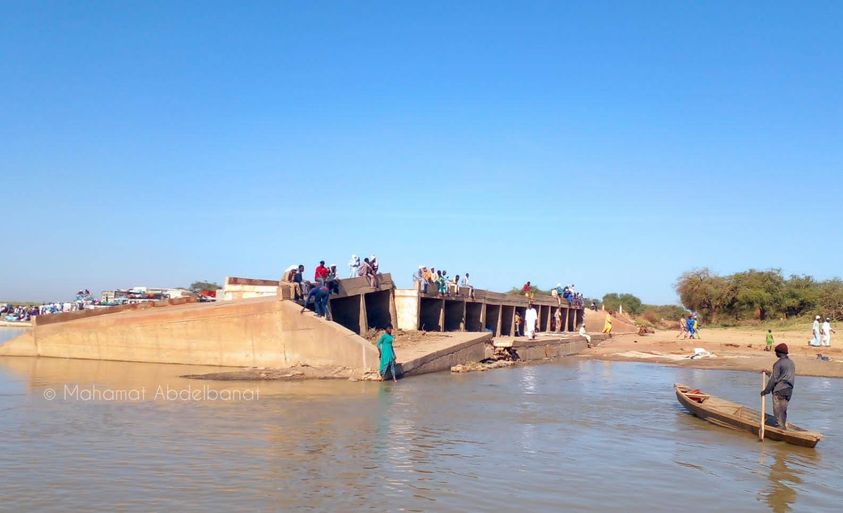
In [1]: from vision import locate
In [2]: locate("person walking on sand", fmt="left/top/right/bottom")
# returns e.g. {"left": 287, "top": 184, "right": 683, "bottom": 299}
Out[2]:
{"left": 677, "top": 316, "right": 688, "bottom": 339}
{"left": 525, "top": 304, "right": 538, "bottom": 340}
{"left": 810, "top": 315, "right": 822, "bottom": 347}
{"left": 765, "top": 329, "right": 774, "bottom": 352}
{"left": 376, "top": 324, "right": 398, "bottom": 382}
{"left": 693, "top": 316, "right": 702, "bottom": 340}
{"left": 761, "top": 343, "right": 795, "bottom": 430}
{"left": 821, "top": 318, "right": 835, "bottom": 347}
{"left": 686, "top": 315, "right": 696, "bottom": 339}
{"left": 602, "top": 313, "right": 613, "bottom": 337}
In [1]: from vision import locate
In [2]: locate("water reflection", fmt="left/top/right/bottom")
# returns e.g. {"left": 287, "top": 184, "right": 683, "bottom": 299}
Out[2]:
{"left": 0, "top": 357, "right": 840, "bottom": 513}
{"left": 764, "top": 450, "right": 799, "bottom": 513}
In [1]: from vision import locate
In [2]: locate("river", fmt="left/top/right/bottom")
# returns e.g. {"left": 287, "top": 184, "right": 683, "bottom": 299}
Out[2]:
{"left": 0, "top": 327, "right": 840, "bottom": 512}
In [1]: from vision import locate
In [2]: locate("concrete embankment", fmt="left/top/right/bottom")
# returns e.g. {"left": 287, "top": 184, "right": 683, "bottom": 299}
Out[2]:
{"left": 395, "top": 332, "right": 605, "bottom": 377}
{"left": 0, "top": 297, "right": 378, "bottom": 372}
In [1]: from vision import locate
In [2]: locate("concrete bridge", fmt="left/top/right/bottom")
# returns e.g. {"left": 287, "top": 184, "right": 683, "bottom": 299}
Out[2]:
{"left": 0, "top": 273, "right": 589, "bottom": 377}
{"left": 395, "top": 287, "right": 584, "bottom": 335}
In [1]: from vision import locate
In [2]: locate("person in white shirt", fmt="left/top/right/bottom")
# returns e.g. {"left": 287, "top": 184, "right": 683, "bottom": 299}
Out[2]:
{"left": 448, "top": 275, "right": 461, "bottom": 296}
{"left": 348, "top": 255, "right": 360, "bottom": 278}
{"left": 579, "top": 323, "right": 592, "bottom": 347}
{"left": 524, "top": 304, "right": 538, "bottom": 340}
{"left": 821, "top": 318, "right": 835, "bottom": 347}
{"left": 810, "top": 316, "right": 822, "bottom": 347}
{"left": 461, "top": 273, "right": 475, "bottom": 299}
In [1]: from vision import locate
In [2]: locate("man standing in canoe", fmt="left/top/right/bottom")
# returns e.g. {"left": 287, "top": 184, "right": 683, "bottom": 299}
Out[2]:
{"left": 761, "top": 343, "right": 795, "bottom": 430}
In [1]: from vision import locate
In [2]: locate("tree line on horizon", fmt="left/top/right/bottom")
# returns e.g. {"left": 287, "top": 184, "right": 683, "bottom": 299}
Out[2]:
{"left": 675, "top": 268, "right": 843, "bottom": 323}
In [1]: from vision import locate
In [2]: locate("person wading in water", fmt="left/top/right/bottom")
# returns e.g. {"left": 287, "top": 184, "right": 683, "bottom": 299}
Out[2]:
{"left": 377, "top": 324, "right": 398, "bottom": 382}
{"left": 760, "top": 343, "right": 795, "bottom": 430}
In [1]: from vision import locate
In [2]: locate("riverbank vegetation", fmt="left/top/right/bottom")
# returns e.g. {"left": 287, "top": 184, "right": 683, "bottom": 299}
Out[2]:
{"left": 676, "top": 268, "right": 843, "bottom": 323}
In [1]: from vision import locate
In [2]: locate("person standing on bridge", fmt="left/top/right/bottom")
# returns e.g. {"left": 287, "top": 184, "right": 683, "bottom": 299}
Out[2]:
{"left": 525, "top": 304, "right": 538, "bottom": 340}
{"left": 315, "top": 261, "right": 330, "bottom": 284}
{"left": 377, "top": 324, "right": 398, "bottom": 382}
{"left": 761, "top": 343, "right": 795, "bottom": 430}
{"left": 348, "top": 255, "right": 360, "bottom": 278}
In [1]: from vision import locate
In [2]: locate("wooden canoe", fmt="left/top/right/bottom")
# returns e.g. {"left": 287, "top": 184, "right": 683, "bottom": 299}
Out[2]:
{"left": 675, "top": 384, "right": 822, "bottom": 448}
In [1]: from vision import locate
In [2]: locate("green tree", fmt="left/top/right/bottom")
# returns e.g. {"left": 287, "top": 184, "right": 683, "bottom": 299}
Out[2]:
{"left": 729, "top": 269, "right": 785, "bottom": 320}
{"left": 781, "top": 275, "right": 820, "bottom": 318}
{"left": 817, "top": 279, "right": 843, "bottom": 320}
{"left": 675, "top": 268, "right": 731, "bottom": 322}
{"left": 677, "top": 268, "right": 843, "bottom": 323}
{"left": 602, "top": 292, "right": 643, "bottom": 314}
{"left": 189, "top": 281, "right": 222, "bottom": 292}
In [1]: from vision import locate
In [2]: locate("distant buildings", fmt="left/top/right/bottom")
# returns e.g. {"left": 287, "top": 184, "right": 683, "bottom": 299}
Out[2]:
{"left": 100, "top": 287, "right": 199, "bottom": 304}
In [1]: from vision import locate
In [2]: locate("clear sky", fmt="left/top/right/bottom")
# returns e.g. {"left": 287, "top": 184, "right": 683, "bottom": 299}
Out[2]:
{"left": 1, "top": 1, "right": 841, "bottom": 304}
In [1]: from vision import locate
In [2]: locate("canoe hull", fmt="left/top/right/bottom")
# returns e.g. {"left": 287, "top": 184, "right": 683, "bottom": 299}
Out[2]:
{"left": 675, "top": 384, "right": 821, "bottom": 448}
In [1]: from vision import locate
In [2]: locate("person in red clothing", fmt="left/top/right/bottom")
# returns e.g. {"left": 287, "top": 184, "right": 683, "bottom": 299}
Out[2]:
{"left": 522, "top": 281, "right": 534, "bottom": 300}
{"left": 315, "top": 261, "right": 330, "bottom": 284}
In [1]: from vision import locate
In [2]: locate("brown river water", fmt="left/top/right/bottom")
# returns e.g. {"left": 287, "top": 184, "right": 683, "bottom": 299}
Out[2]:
{"left": 0, "top": 327, "right": 841, "bottom": 512}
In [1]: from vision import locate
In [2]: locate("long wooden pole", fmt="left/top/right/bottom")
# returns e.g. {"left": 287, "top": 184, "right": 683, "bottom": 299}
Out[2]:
{"left": 760, "top": 372, "right": 767, "bottom": 441}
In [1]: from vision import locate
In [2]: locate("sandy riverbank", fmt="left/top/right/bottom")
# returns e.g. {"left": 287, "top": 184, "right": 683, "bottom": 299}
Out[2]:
{"left": 581, "top": 326, "right": 843, "bottom": 378}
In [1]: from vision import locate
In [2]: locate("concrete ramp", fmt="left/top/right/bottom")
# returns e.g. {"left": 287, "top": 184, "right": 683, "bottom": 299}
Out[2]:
{"left": 0, "top": 297, "right": 378, "bottom": 372}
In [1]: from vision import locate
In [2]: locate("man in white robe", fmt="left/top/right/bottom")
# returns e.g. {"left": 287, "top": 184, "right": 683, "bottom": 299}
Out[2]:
{"left": 579, "top": 323, "right": 592, "bottom": 347}
{"left": 524, "top": 305, "right": 538, "bottom": 340}
{"left": 821, "top": 318, "right": 835, "bottom": 347}
{"left": 810, "top": 316, "right": 822, "bottom": 347}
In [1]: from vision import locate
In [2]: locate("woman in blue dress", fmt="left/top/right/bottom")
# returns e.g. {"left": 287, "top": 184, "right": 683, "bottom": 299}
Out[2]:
{"left": 377, "top": 324, "right": 398, "bottom": 382}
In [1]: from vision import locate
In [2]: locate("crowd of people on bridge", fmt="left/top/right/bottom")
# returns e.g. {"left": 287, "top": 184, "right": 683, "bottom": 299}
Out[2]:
{"left": 522, "top": 281, "right": 585, "bottom": 308}
{"left": 2, "top": 289, "right": 97, "bottom": 322}
{"left": 2, "top": 304, "right": 39, "bottom": 322}
{"left": 413, "top": 267, "right": 474, "bottom": 299}
{"left": 283, "top": 255, "right": 384, "bottom": 319}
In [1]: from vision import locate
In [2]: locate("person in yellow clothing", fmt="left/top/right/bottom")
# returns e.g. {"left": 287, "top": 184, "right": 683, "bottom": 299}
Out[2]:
{"left": 602, "top": 313, "right": 613, "bottom": 337}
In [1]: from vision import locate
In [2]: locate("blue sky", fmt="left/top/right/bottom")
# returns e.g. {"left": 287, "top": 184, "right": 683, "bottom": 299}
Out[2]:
{"left": 1, "top": 1, "right": 841, "bottom": 303}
